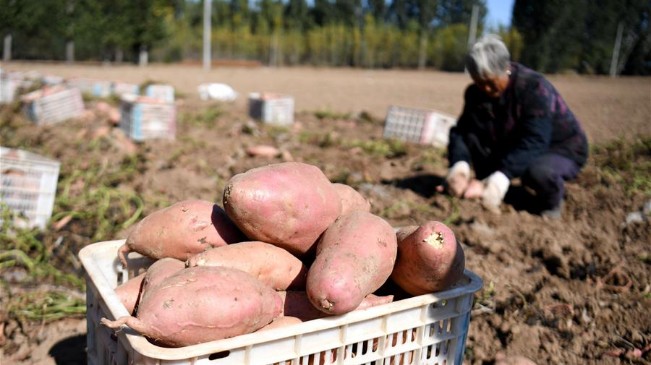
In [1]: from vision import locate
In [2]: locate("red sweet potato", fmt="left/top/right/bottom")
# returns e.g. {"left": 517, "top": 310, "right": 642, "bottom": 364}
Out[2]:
{"left": 257, "top": 316, "right": 303, "bottom": 332}
{"left": 390, "top": 221, "right": 465, "bottom": 295}
{"left": 118, "top": 200, "right": 245, "bottom": 267}
{"left": 186, "top": 241, "right": 308, "bottom": 290}
{"left": 278, "top": 291, "right": 395, "bottom": 321}
{"left": 115, "top": 272, "right": 145, "bottom": 315}
{"left": 139, "top": 258, "right": 186, "bottom": 304}
{"left": 101, "top": 266, "right": 283, "bottom": 347}
{"left": 332, "top": 183, "right": 371, "bottom": 214}
{"left": 306, "top": 211, "right": 397, "bottom": 315}
{"left": 222, "top": 162, "right": 342, "bottom": 256}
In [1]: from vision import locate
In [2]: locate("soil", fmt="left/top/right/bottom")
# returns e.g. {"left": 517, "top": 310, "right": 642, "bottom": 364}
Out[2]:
{"left": 0, "top": 62, "right": 650, "bottom": 365}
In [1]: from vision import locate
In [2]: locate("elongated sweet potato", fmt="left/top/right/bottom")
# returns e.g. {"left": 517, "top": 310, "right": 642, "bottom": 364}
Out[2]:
{"left": 278, "top": 291, "right": 394, "bottom": 321}
{"left": 332, "top": 183, "right": 371, "bottom": 215}
{"left": 118, "top": 200, "right": 245, "bottom": 267}
{"left": 390, "top": 220, "right": 465, "bottom": 295}
{"left": 306, "top": 211, "right": 397, "bottom": 315}
{"left": 115, "top": 272, "right": 145, "bottom": 315}
{"left": 222, "top": 162, "right": 342, "bottom": 256}
{"left": 186, "top": 241, "right": 308, "bottom": 290}
{"left": 101, "top": 266, "right": 283, "bottom": 347}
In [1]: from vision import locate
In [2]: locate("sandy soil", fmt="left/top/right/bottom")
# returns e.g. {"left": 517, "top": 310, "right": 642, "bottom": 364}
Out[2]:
{"left": 0, "top": 62, "right": 650, "bottom": 365}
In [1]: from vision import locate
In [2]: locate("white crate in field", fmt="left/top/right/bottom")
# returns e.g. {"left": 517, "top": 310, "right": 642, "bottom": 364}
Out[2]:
{"left": 248, "top": 92, "right": 294, "bottom": 125}
{"left": 119, "top": 95, "right": 176, "bottom": 141}
{"left": 80, "top": 239, "right": 483, "bottom": 365}
{"left": 67, "top": 77, "right": 113, "bottom": 98}
{"left": 144, "top": 84, "right": 175, "bottom": 102}
{"left": 383, "top": 106, "right": 457, "bottom": 148}
{"left": 0, "top": 73, "right": 19, "bottom": 103}
{"left": 0, "top": 147, "right": 60, "bottom": 229}
{"left": 112, "top": 82, "right": 140, "bottom": 97}
{"left": 21, "top": 86, "right": 85, "bottom": 125}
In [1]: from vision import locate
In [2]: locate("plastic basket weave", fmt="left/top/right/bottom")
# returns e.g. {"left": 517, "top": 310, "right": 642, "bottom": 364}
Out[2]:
{"left": 0, "top": 147, "right": 60, "bottom": 229}
{"left": 80, "top": 239, "right": 482, "bottom": 365}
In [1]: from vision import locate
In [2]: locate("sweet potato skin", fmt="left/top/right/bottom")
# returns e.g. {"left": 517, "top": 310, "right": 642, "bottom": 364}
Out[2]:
{"left": 101, "top": 266, "right": 283, "bottom": 347}
{"left": 222, "top": 162, "right": 342, "bottom": 256}
{"left": 390, "top": 221, "right": 465, "bottom": 295}
{"left": 306, "top": 211, "right": 397, "bottom": 315}
{"left": 186, "top": 241, "right": 308, "bottom": 290}
{"left": 139, "top": 258, "right": 186, "bottom": 304}
{"left": 115, "top": 272, "right": 145, "bottom": 315}
{"left": 278, "top": 291, "right": 395, "bottom": 321}
{"left": 119, "top": 200, "right": 245, "bottom": 266}
{"left": 332, "top": 183, "right": 371, "bottom": 215}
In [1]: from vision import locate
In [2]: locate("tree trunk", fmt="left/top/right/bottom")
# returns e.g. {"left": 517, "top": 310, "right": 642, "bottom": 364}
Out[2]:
{"left": 418, "top": 31, "right": 428, "bottom": 70}
{"left": 66, "top": 40, "right": 75, "bottom": 63}
{"left": 139, "top": 45, "right": 148, "bottom": 67}
{"left": 3, "top": 34, "right": 12, "bottom": 62}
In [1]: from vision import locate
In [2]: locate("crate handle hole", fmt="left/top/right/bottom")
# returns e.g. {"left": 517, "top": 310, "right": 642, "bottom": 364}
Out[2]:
{"left": 208, "top": 351, "right": 231, "bottom": 360}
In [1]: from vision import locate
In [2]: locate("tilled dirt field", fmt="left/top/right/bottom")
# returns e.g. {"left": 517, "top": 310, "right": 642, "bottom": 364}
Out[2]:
{"left": 0, "top": 62, "right": 650, "bottom": 365}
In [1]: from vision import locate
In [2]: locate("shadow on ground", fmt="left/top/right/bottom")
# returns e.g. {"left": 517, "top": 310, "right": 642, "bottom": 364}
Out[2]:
{"left": 49, "top": 334, "right": 87, "bottom": 365}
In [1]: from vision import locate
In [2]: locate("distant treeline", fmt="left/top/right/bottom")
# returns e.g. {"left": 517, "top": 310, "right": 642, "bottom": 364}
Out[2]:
{"left": 0, "top": 0, "right": 648, "bottom": 75}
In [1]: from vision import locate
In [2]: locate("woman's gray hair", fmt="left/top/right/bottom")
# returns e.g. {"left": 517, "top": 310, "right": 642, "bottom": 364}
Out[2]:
{"left": 465, "top": 34, "right": 511, "bottom": 79}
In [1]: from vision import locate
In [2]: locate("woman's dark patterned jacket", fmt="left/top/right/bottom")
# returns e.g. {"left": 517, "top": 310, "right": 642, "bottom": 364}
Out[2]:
{"left": 448, "top": 62, "right": 589, "bottom": 180}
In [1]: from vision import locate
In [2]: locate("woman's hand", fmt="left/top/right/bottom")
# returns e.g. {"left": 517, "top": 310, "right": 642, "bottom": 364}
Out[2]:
{"left": 463, "top": 179, "right": 484, "bottom": 199}
{"left": 436, "top": 161, "right": 471, "bottom": 197}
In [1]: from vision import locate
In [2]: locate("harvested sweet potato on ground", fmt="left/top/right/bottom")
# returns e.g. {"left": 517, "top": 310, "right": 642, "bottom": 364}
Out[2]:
{"left": 118, "top": 200, "right": 245, "bottom": 267}
{"left": 115, "top": 272, "right": 145, "bottom": 315}
{"left": 101, "top": 266, "right": 282, "bottom": 347}
{"left": 306, "top": 211, "right": 397, "bottom": 315}
{"left": 222, "top": 162, "right": 342, "bottom": 257}
{"left": 390, "top": 220, "right": 465, "bottom": 295}
{"left": 332, "top": 183, "right": 371, "bottom": 214}
{"left": 186, "top": 241, "right": 308, "bottom": 290}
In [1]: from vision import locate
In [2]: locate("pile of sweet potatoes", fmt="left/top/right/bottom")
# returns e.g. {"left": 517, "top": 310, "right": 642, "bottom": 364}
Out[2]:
{"left": 102, "top": 161, "right": 465, "bottom": 348}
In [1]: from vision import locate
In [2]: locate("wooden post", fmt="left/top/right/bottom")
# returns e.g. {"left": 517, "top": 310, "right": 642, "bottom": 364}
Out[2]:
{"left": 467, "top": 5, "right": 479, "bottom": 49}
{"left": 610, "top": 22, "right": 623, "bottom": 77}
{"left": 203, "top": 0, "right": 212, "bottom": 71}
{"left": 3, "top": 34, "right": 11, "bottom": 62}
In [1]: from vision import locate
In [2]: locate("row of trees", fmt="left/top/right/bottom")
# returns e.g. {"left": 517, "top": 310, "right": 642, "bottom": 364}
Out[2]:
{"left": 0, "top": 0, "right": 648, "bottom": 74}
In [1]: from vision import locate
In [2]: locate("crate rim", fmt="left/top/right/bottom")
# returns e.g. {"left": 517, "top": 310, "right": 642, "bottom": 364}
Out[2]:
{"left": 80, "top": 239, "right": 483, "bottom": 361}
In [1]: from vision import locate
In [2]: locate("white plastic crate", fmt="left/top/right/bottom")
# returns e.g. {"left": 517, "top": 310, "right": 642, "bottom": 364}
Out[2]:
{"left": 145, "top": 84, "right": 175, "bottom": 102}
{"left": 248, "top": 92, "right": 295, "bottom": 126}
{"left": 67, "top": 78, "right": 113, "bottom": 98}
{"left": 79, "top": 239, "right": 483, "bottom": 365}
{"left": 0, "top": 146, "right": 60, "bottom": 229}
{"left": 119, "top": 95, "right": 176, "bottom": 141}
{"left": 383, "top": 106, "right": 457, "bottom": 148}
{"left": 21, "top": 86, "right": 85, "bottom": 125}
{"left": 112, "top": 82, "right": 140, "bottom": 97}
{"left": 0, "top": 74, "right": 19, "bottom": 103}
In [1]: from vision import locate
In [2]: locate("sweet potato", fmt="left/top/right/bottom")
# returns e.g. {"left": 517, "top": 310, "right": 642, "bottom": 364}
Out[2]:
{"left": 306, "top": 211, "right": 397, "bottom": 315}
{"left": 390, "top": 220, "right": 465, "bottom": 295}
{"left": 118, "top": 200, "right": 245, "bottom": 267}
{"left": 222, "top": 162, "right": 342, "bottom": 256}
{"left": 101, "top": 266, "right": 282, "bottom": 347}
{"left": 114, "top": 272, "right": 145, "bottom": 315}
{"left": 332, "top": 183, "right": 371, "bottom": 214}
{"left": 257, "top": 316, "right": 303, "bottom": 332}
{"left": 278, "top": 291, "right": 395, "bottom": 321}
{"left": 139, "top": 258, "right": 186, "bottom": 304}
{"left": 186, "top": 241, "right": 308, "bottom": 290}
